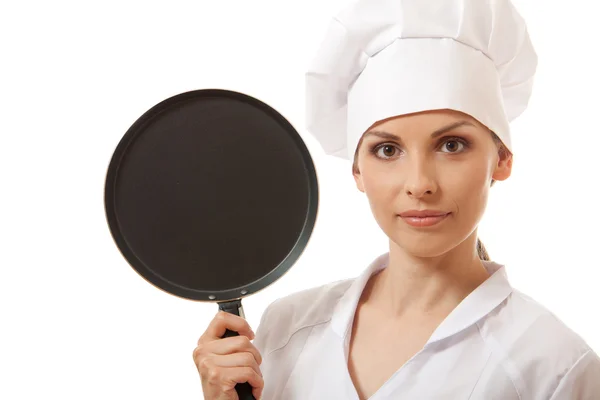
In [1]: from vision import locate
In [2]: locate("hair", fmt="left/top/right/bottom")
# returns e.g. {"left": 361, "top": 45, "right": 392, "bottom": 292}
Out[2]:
{"left": 351, "top": 128, "right": 510, "bottom": 261}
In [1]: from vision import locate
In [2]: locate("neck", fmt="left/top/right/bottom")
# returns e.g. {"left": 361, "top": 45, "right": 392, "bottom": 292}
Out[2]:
{"left": 362, "top": 233, "right": 491, "bottom": 319}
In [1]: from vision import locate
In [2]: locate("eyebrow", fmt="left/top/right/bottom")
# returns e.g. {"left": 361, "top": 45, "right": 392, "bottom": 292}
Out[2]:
{"left": 363, "top": 121, "right": 476, "bottom": 141}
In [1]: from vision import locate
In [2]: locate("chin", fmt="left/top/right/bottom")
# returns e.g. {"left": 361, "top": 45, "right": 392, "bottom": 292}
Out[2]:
{"left": 389, "top": 232, "right": 460, "bottom": 258}
{"left": 400, "top": 244, "right": 452, "bottom": 258}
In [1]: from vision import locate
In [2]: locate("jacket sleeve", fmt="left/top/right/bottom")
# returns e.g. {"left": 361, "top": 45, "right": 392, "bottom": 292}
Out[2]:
{"left": 250, "top": 298, "right": 291, "bottom": 400}
{"left": 251, "top": 298, "right": 281, "bottom": 357}
{"left": 549, "top": 349, "right": 600, "bottom": 400}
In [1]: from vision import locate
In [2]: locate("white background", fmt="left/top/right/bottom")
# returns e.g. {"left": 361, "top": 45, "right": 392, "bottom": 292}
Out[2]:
{"left": 1, "top": 0, "right": 599, "bottom": 398}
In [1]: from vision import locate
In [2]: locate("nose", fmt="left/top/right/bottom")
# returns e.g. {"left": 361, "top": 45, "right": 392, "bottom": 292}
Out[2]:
{"left": 404, "top": 155, "right": 438, "bottom": 198}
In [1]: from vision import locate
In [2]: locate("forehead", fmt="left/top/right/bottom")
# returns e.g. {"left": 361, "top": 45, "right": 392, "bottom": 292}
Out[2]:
{"left": 367, "top": 109, "right": 486, "bottom": 134}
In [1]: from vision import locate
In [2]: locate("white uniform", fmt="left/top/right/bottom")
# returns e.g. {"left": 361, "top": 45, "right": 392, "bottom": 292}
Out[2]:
{"left": 253, "top": 252, "right": 600, "bottom": 399}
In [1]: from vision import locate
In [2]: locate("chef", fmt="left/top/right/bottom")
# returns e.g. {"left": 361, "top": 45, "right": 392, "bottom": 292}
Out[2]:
{"left": 194, "top": 0, "right": 600, "bottom": 398}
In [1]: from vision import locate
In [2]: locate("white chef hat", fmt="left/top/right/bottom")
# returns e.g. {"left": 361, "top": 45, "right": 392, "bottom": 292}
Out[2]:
{"left": 305, "top": 0, "right": 538, "bottom": 161}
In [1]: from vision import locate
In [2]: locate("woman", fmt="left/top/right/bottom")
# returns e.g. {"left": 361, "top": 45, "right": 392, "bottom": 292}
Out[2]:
{"left": 193, "top": 0, "right": 600, "bottom": 399}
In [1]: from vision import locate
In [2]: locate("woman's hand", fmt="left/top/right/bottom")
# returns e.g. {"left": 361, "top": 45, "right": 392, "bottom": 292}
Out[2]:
{"left": 193, "top": 311, "right": 264, "bottom": 400}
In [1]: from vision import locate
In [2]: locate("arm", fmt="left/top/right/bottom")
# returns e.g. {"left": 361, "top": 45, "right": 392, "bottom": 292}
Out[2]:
{"left": 549, "top": 349, "right": 600, "bottom": 400}
{"left": 252, "top": 299, "right": 280, "bottom": 357}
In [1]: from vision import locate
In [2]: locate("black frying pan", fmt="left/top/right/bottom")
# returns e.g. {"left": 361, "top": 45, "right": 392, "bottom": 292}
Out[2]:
{"left": 104, "top": 89, "right": 319, "bottom": 400}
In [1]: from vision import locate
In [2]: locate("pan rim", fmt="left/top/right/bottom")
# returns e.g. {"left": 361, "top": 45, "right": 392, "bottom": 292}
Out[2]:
{"left": 104, "top": 88, "right": 319, "bottom": 302}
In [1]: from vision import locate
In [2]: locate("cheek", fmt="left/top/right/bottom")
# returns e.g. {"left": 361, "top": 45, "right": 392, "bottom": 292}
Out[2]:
{"left": 359, "top": 168, "right": 403, "bottom": 231}
{"left": 442, "top": 162, "right": 490, "bottom": 220}
{"left": 445, "top": 163, "right": 488, "bottom": 192}
{"left": 361, "top": 168, "right": 398, "bottom": 204}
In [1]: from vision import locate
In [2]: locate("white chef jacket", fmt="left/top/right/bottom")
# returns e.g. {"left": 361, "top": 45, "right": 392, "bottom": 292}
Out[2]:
{"left": 253, "top": 252, "right": 600, "bottom": 399}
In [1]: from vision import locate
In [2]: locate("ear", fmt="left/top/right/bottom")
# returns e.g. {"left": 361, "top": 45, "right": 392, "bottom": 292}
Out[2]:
{"left": 491, "top": 149, "right": 513, "bottom": 182}
{"left": 353, "top": 168, "right": 365, "bottom": 193}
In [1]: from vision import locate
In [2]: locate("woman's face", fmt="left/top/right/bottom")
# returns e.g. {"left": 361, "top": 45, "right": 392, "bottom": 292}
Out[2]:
{"left": 353, "top": 109, "right": 512, "bottom": 258}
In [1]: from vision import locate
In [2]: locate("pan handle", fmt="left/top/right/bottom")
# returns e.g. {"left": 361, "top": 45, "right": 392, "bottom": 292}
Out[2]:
{"left": 218, "top": 299, "right": 256, "bottom": 400}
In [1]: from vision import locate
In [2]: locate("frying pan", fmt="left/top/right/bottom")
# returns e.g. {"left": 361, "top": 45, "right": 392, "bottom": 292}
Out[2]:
{"left": 104, "top": 89, "right": 319, "bottom": 399}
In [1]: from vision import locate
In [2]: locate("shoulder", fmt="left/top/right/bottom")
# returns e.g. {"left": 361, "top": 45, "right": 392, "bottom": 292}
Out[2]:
{"left": 480, "top": 288, "right": 600, "bottom": 397}
{"left": 253, "top": 277, "right": 354, "bottom": 355}
{"left": 495, "top": 288, "right": 591, "bottom": 353}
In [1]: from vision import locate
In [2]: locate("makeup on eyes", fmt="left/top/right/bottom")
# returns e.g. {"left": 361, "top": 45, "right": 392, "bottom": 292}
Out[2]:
{"left": 367, "top": 135, "right": 473, "bottom": 160}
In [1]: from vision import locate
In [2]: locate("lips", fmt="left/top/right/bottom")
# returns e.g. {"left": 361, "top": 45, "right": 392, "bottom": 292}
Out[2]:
{"left": 399, "top": 210, "right": 451, "bottom": 228}
{"left": 399, "top": 210, "right": 449, "bottom": 218}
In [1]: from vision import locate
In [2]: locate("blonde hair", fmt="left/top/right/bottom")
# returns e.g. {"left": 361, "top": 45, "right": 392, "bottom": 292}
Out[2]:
{"left": 351, "top": 130, "right": 509, "bottom": 261}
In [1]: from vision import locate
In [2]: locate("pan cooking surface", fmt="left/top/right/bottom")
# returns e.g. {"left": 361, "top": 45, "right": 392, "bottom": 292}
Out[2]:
{"left": 108, "top": 92, "right": 314, "bottom": 296}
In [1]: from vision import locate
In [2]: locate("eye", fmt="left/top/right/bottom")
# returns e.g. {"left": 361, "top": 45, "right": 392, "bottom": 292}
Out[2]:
{"left": 440, "top": 138, "right": 468, "bottom": 153}
{"left": 374, "top": 144, "right": 400, "bottom": 159}
{"left": 370, "top": 137, "right": 470, "bottom": 160}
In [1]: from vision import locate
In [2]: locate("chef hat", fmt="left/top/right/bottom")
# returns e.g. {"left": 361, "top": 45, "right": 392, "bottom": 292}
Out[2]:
{"left": 305, "top": 0, "right": 538, "bottom": 161}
